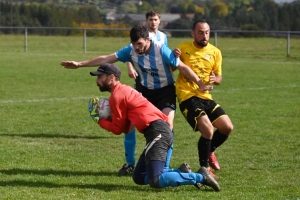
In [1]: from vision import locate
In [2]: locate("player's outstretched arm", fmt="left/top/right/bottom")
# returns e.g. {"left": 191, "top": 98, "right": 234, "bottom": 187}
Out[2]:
{"left": 60, "top": 61, "right": 80, "bottom": 69}
{"left": 61, "top": 54, "right": 118, "bottom": 69}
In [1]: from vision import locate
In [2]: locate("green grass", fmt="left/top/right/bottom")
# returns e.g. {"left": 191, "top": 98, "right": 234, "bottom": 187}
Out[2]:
{"left": 0, "top": 35, "right": 300, "bottom": 200}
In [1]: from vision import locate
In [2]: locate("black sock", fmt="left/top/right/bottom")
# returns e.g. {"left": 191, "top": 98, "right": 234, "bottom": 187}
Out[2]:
{"left": 211, "top": 130, "right": 228, "bottom": 152}
{"left": 198, "top": 136, "right": 211, "bottom": 167}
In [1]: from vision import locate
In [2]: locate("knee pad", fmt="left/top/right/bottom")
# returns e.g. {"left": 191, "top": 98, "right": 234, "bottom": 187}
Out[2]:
{"left": 149, "top": 176, "right": 160, "bottom": 188}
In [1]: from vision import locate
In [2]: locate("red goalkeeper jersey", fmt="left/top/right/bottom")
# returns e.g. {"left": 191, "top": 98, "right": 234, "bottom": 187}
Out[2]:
{"left": 99, "top": 82, "right": 169, "bottom": 135}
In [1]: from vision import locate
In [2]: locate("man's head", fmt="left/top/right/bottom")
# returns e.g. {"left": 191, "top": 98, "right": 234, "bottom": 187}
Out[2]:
{"left": 145, "top": 10, "right": 161, "bottom": 32}
{"left": 90, "top": 63, "right": 121, "bottom": 92}
{"left": 130, "top": 25, "right": 151, "bottom": 55}
{"left": 191, "top": 20, "right": 210, "bottom": 48}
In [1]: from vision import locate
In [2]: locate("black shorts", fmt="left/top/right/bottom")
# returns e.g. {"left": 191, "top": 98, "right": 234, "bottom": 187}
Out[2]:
{"left": 141, "top": 120, "right": 173, "bottom": 162}
{"left": 179, "top": 96, "right": 226, "bottom": 131}
{"left": 136, "top": 84, "right": 176, "bottom": 111}
{"left": 133, "top": 75, "right": 141, "bottom": 89}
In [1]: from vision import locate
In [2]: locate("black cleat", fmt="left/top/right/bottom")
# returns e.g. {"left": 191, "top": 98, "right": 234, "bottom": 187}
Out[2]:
{"left": 118, "top": 163, "right": 135, "bottom": 176}
{"left": 198, "top": 167, "right": 220, "bottom": 192}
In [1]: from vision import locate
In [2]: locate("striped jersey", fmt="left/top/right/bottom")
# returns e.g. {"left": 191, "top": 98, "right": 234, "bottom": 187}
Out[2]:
{"left": 176, "top": 41, "right": 222, "bottom": 102}
{"left": 149, "top": 30, "right": 168, "bottom": 46}
{"left": 115, "top": 40, "right": 179, "bottom": 90}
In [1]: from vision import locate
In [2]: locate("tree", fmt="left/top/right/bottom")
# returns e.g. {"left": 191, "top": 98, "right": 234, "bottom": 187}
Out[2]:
{"left": 138, "top": 1, "right": 152, "bottom": 14}
{"left": 86, "top": 6, "right": 101, "bottom": 23}
{"left": 120, "top": 3, "right": 137, "bottom": 14}
{"left": 194, "top": 5, "right": 205, "bottom": 15}
{"left": 210, "top": 1, "right": 229, "bottom": 17}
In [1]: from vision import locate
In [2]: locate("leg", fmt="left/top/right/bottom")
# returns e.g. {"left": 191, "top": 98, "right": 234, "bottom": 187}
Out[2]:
{"left": 137, "top": 120, "right": 220, "bottom": 191}
{"left": 124, "top": 127, "right": 136, "bottom": 166}
{"left": 164, "top": 132, "right": 173, "bottom": 169}
{"left": 141, "top": 84, "right": 176, "bottom": 170}
{"left": 135, "top": 159, "right": 187, "bottom": 185}
{"left": 148, "top": 160, "right": 220, "bottom": 191}
{"left": 210, "top": 110, "right": 233, "bottom": 151}
{"left": 133, "top": 119, "right": 172, "bottom": 185}
{"left": 196, "top": 114, "right": 219, "bottom": 179}
{"left": 138, "top": 160, "right": 202, "bottom": 188}
{"left": 208, "top": 105, "right": 234, "bottom": 170}
{"left": 196, "top": 114, "right": 214, "bottom": 168}
{"left": 212, "top": 115, "right": 233, "bottom": 148}
{"left": 179, "top": 97, "right": 217, "bottom": 178}
{"left": 118, "top": 124, "right": 136, "bottom": 176}
{"left": 161, "top": 108, "right": 175, "bottom": 169}
{"left": 132, "top": 152, "right": 147, "bottom": 185}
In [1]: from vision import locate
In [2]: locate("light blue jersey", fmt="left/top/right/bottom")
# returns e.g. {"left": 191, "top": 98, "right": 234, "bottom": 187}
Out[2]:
{"left": 149, "top": 30, "right": 168, "bottom": 46}
{"left": 115, "top": 40, "right": 179, "bottom": 90}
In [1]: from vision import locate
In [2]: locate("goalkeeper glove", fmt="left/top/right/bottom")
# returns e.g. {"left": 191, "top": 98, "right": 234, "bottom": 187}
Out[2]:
{"left": 88, "top": 97, "right": 101, "bottom": 123}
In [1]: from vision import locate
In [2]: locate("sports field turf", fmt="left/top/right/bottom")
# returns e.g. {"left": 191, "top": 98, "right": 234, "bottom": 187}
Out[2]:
{"left": 0, "top": 35, "right": 300, "bottom": 199}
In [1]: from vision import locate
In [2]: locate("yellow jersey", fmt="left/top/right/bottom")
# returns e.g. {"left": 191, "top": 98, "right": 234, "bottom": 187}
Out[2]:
{"left": 176, "top": 41, "right": 222, "bottom": 103}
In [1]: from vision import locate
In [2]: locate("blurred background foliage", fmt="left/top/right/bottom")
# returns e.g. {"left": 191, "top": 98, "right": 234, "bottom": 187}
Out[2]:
{"left": 0, "top": 0, "right": 299, "bottom": 36}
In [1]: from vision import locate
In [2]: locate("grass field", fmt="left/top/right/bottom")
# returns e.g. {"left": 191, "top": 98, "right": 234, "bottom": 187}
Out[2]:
{"left": 0, "top": 35, "right": 300, "bottom": 200}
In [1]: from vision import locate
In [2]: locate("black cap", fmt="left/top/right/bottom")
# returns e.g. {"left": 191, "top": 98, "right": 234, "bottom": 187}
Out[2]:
{"left": 90, "top": 63, "right": 121, "bottom": 78}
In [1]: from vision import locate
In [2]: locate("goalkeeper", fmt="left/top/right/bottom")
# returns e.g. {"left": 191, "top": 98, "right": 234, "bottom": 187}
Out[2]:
{"left": 87, "top": 63, "right": 220, "bottom": 191}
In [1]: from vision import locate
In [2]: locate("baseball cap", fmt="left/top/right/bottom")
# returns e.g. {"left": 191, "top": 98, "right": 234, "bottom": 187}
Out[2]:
{"left": 90, "top": 63, "right": 121, "bottom": 78}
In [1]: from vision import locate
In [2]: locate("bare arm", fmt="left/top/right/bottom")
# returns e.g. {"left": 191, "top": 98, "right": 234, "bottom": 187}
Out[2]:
{"left": 61, "top": 53, "right": 118, "bottom": 69}
{"left": 170, "top": 48, "right": 181, "bottom": 72}
{"left": 126, "top": 62, "right": 138, "bottom": 79}
{"left": 177, "top": 60, "right": 213, "bottom": 92}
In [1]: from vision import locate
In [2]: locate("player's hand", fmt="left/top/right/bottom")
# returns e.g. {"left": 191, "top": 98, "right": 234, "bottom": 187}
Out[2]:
{"left": 61, "top": 61, "right": 80, "bottom": 69}
{"left": 197, "top": 80, "right": 213, "bottom": 92}
{"left": 88, "top": 97, "right": 101, "bottom": 123}
{"left": 127, "top": 63, "right": 138, "bottom": 79}
{"left": 210, "top": 71, "right": 216, "bottom": 83}
{"left": 128, "top": 68, "right": 138, "bottom": 79}
{"left": 173, "top": 48, "right": 181, "bottom": 58}
{"left": 200, "top": 84, "right": 213, "bottom": 92}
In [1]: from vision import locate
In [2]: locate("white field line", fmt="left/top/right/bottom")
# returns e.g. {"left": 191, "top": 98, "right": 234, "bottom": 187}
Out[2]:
{"left": 0, "top": 85, "right": 298, "bottom": 104}
{"left": 212, "top": 84, "right": 298, "bottom": 92}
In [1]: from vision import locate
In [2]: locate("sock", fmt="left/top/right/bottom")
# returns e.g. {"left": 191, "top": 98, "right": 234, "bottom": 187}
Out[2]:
{"left": 163, "top": 168, "right": 181, "bottom": 173}
{"left": 211, "top": 130, "right": 228, "bottom": 152}
{"left": 198, "top": 136, "right": 211, "bottom": 167}
{"left": 158, "top": 172, "right": 204, "bottom": 188}
{"left": 164, "top": 130, "right": 174, "bottom": 169}
{"left": 124, "top": 129, "right": 136, "bottom": 166}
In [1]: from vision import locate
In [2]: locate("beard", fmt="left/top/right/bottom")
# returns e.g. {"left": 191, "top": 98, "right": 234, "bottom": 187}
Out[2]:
{"left": 97, "top": 81, "right": 111, "bottom": 92}
{"left": 195, "top": 40, "right": 208, "bottom": 47}
{"left": 99, "top": 85, "right": 110, "bottom": 92}
{"left": 97, "top": 76, "right": 112, "bottom": 92}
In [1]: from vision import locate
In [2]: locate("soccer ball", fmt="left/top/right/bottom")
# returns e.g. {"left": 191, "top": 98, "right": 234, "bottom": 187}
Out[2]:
{"left": 97, "top": 98, "right": 111, "bottom": 119}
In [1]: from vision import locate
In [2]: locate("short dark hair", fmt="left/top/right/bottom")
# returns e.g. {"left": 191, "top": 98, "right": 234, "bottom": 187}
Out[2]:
{"left": 145, "top": 10, "right": 161, "bottom": 19}
{"left": 192, "top": 19, "right": 208, "bottom": 30}
{"left": 130, "top": 25, "right": 149, "bottom": 42}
